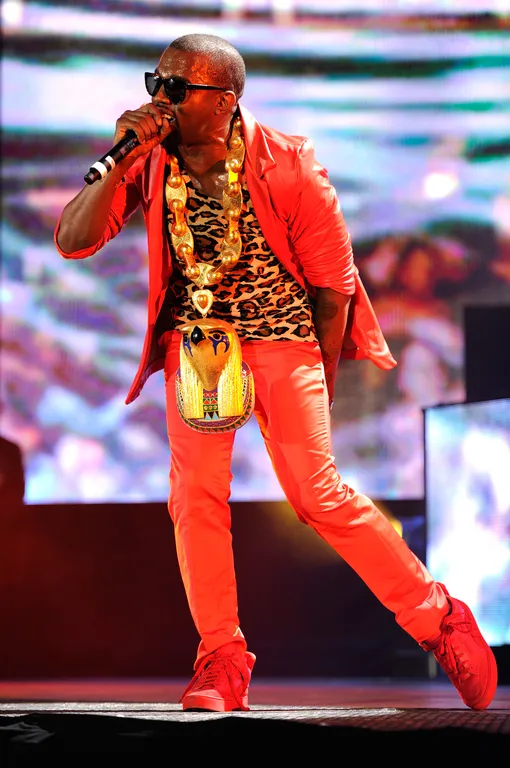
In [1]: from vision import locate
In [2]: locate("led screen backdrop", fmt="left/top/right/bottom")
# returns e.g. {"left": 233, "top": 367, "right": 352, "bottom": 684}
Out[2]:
{"left": 1, "top": 1, "right": 509, "bottom": 503}
{"left": 425, "top": 398, "right": 510, "bottom": 647}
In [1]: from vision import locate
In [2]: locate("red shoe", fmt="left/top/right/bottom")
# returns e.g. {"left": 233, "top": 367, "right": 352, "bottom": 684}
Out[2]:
{"left": 180, "top": 642, "right": 256, "bottom": 712}
{"left": 420, "top": 585, "right": 498, "bottom": 710}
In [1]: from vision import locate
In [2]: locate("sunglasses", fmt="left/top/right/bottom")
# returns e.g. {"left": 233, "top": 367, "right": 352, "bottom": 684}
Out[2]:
{"left": 145, "top": 73, "right": 226, "bottom": 104}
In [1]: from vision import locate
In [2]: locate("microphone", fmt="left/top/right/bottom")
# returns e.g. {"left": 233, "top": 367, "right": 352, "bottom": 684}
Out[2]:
{"left": 84, "top": 130, "right": 139, "bottom": 185}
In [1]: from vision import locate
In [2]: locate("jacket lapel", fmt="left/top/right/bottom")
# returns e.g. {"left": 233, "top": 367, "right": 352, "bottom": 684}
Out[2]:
{"left": 145, "top": 144, "right": 171, "bottom": 322}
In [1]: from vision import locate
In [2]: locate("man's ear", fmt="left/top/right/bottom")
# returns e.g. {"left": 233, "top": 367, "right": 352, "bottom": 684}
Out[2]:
{"left": 216, "top": 91, "right": 237, "bottom": 115}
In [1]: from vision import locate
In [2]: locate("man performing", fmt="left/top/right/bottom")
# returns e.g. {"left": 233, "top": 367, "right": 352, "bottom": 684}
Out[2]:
{"left": 54, "top": 33, "right": 497, "bottom": 712}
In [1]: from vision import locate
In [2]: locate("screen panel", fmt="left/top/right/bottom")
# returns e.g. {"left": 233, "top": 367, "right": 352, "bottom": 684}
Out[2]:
{"left": 424, "top": 398, "right": 510, "bottom": 647}
{"left": 1, "top": 2, "right": 509, "bottom": 502}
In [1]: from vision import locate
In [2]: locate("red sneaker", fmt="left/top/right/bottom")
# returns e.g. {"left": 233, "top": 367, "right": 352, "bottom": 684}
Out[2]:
{"left": 180, "top": 642, "right": 256, "bottom": 712}
{"left": 420, "top": 585, "right": 498, "bottom": 710}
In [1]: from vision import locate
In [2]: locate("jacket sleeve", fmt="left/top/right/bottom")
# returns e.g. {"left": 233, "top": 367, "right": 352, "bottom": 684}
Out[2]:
{"left": 54, "top": 162, "right": 144, "bottom": 260}
{"left": 287, "top": 139, "right": 356, "bottom": 295}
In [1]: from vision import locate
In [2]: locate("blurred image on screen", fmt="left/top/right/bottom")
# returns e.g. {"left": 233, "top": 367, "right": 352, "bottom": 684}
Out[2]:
{"left": 425, "top": 398, "right": 510, "bottom": 647}
{"left": 1, "top": 3, "right": 509, "bottom": 503}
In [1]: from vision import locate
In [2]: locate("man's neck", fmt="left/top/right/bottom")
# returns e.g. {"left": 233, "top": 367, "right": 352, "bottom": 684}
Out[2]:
{"left": 179, "top": 147, "right": 226, "bottom": 179}
{"left": 178, "top": 119, "right": 234, "bottom": 178}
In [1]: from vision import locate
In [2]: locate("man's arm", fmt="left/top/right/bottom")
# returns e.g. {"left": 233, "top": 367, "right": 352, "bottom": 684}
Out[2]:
{"left": 57, "top": 103, "right": 173, "bottom": 254}
{"left": 314, "top": 287, "right": 351, "bottom": 407}
{"left": 57, "top": 168, "right": 129, "bottom": 253}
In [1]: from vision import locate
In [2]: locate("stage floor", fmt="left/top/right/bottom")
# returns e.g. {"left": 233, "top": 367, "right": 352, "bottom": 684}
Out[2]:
{"left": 1, "top": 679, "right": 509, "bottom": 765}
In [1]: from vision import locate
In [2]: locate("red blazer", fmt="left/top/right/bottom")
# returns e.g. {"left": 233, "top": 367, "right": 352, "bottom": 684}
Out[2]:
{"left": 54, "top": 104, "right": 396, "bottom": 404}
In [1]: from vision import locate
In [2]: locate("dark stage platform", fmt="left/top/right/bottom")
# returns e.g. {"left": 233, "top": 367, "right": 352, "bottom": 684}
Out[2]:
{"left": 1, "top": 679, "right": 509, "bottom": 766}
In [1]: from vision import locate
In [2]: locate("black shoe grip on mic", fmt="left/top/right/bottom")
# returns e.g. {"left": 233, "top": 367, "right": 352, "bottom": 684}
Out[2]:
{"left": 84, "top": 130, "right": 139, "bottom": 185}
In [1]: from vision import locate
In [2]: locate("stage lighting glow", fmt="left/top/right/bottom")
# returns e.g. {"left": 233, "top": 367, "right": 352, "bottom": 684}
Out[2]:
{"left": 423, "top": 171, "right": 460, "bottom": 200}
{"left": 1, "top": 0, "right": 23, "bottom": 27}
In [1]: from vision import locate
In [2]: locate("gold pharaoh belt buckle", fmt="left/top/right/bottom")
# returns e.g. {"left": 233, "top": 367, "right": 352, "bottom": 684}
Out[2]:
{"left": 174, "top": 317, "right": 255, "bottom": 433}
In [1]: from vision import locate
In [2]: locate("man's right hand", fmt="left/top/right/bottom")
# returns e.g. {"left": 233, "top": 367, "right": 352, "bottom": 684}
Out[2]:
{"left": 112, "top": 103, "right": 175, "bottom": 165}
{"left": 56, "top": 102, "right": 175, "bottom": 254}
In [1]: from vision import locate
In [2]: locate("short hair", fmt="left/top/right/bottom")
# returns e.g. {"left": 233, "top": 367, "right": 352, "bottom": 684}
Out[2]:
{"left": 169, "top": 33, "right": 246, "bottom": 99}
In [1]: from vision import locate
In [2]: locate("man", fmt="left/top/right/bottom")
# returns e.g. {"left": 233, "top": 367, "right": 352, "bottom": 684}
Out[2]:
{"left": 54, "top": 33, "right": 497, "bottom": 712}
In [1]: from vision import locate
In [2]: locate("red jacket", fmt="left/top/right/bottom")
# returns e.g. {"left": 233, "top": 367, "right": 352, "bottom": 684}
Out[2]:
{"left": 54, "top": 104, "right": 396, "bottom": 404}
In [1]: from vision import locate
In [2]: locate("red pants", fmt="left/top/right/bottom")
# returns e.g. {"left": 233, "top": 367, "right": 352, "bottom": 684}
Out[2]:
{"left": 164, "top": 333, "right": 448, "bottom": 667}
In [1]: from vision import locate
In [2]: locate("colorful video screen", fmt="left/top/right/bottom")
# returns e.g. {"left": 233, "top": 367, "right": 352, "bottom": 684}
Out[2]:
{"left": 1, "top": 2, "right": 509, "bottom": 502}
{"left": 425, "top": 398, "right": 510, "bottom": 647}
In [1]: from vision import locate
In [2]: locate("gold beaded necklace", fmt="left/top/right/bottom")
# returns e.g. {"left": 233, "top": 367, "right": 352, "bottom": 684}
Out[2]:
{"left": 165, "top": 116, "right": 245, "bottom": 317}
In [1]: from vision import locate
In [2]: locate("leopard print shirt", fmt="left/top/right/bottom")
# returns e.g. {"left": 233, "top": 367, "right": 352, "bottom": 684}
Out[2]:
{"left": 156, "top": 171, "right": 318, "bottom": 343}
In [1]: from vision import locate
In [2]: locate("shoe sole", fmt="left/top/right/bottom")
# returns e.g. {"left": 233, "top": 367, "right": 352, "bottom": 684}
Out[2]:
{"left": 182, "top": 692, "right": 249, "bottom": 712}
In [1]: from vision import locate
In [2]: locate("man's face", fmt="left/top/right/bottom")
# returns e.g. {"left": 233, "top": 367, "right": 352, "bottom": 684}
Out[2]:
{"left": 152, "top": 47, "right": 227, "bottom": 143}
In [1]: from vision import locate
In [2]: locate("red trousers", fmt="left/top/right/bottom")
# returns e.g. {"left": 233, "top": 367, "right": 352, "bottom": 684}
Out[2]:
{"left": 164, "top": 333, "right": 448, "bottom": 667}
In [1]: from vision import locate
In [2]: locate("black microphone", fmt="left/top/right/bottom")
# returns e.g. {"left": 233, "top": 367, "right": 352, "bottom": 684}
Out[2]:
{"left": 84, "top": 130, "right": 139, "bottom": 185}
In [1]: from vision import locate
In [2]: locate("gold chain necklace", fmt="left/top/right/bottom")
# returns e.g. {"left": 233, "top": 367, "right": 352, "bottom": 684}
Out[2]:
{"left": 165, "top": 116, "right": 245, "bottom": 318}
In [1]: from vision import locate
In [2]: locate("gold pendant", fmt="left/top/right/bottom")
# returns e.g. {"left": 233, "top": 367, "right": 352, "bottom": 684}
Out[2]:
{"left": 192, "top": 289, "right": 214, "bottom": 317}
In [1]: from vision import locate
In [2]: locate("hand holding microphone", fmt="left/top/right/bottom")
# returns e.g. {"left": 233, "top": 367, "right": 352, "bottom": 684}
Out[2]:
{"left": 84, "top": 104, "right": 175, "bottom": 185}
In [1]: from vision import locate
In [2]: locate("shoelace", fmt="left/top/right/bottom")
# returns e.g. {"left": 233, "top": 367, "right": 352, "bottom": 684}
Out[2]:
{"left": 180, "top": 653, "right": 248, "bottom": 708}
{"left": 436, "top": 615, "right": 474, "bottom": 681}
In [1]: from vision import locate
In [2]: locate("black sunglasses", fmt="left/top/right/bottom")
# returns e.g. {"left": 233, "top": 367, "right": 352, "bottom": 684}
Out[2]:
{"left": 145, "top": 73, "right": 226, "bottom": 104}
